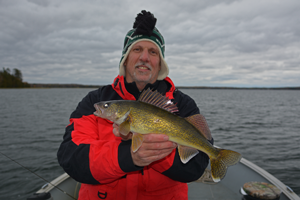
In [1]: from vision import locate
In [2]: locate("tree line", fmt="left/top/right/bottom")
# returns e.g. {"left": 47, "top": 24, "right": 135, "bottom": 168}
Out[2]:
{"left": 0, "top": 68, "right": 30, "bottom": 88}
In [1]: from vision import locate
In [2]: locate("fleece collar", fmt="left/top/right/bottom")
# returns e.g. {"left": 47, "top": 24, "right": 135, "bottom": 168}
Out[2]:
{"left": 112, "top": 75, "right": 175, "bottom": 100}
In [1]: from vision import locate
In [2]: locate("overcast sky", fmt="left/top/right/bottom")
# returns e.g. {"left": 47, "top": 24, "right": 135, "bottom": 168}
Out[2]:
{"left": 1, "top": 0, "right": 300, "bottom": 87}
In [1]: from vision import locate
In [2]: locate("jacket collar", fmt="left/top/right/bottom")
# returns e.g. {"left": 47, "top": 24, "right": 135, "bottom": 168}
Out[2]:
{"left": 112, "top": 75, "right": 176, "bottom": 100}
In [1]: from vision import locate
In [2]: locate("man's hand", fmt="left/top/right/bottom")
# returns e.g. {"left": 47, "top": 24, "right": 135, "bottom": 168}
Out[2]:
{"left": 131, "top": 134, "right": 177, "bottom": 167}
{"left": 113, "top": 123, "right": 177, "bottom": 167}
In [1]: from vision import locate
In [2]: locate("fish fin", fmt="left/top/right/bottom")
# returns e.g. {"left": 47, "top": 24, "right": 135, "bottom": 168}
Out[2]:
{"left": 177, "top": 145, "right": 199, "bottom": 164}
{"left": 138, "top": 88, "right": 179, "bottom": 113}
{"left": 210, "top": 149, "right": 242, "bottom": 182}
{"left": 132, "top": 133, "right": 144, "bottom": 153}
{"left": 185, "top": 114, "right": 212, "bottom": 140}
{"left": 118, "top": 110, "right": 131, "bottom": 136}
{"left": 119, "top": 121, "right": 131, "bottom": 136}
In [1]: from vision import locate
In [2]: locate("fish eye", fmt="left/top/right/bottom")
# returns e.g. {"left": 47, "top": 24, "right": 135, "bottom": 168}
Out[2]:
{"left": 103, "top": 103, "right": 109, "bottom": 108}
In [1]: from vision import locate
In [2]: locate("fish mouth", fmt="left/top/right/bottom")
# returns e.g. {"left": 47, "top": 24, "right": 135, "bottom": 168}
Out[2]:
{"left": 93, "top": 103, "right": 103, "bottom": 116}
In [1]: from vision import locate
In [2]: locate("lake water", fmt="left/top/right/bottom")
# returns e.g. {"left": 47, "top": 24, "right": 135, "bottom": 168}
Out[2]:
{"left": 0, "top": 88, "right": 299, "bottom": 199}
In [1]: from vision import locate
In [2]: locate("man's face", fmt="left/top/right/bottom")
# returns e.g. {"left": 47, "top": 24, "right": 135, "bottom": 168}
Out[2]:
{"left": 124, "top": 41, "right": 161, "bottom": 88}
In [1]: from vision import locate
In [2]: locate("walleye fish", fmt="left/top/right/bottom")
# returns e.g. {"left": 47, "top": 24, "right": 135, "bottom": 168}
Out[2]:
{"left": 94, "top": 89, "right": 241, "bottom": 182}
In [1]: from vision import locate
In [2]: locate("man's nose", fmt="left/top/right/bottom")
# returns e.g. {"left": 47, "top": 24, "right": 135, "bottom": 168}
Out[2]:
{"left": 139, "top": 50, "right": 150, "bottom": 62}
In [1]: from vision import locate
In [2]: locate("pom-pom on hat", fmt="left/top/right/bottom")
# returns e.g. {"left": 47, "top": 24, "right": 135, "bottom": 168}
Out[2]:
{"left": 119, "top": 10, "right": 169, "bottom": 80}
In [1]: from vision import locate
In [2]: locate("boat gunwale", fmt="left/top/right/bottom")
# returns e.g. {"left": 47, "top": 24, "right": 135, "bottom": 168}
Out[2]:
{"left": 36, "top": 172, "right": 70, "bottom": 193}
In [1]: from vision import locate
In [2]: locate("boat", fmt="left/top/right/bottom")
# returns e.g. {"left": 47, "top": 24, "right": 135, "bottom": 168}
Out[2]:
{"left": 27, "top": 157, "right": 300, "bottom": 200}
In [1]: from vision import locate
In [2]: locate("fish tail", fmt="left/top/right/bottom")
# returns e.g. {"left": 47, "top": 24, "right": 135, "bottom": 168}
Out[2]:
{"left": 210, "top": 149, "right": 242, "bottom": 182}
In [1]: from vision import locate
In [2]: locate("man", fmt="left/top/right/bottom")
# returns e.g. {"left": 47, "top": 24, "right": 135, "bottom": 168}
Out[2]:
{"left": 57, "top": 10, "right": 213, "bottom": 200}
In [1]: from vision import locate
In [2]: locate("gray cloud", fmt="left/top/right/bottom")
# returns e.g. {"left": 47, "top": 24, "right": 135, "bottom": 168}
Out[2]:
{"left": 1, "top": 0, "right": 300, "bottom": 87}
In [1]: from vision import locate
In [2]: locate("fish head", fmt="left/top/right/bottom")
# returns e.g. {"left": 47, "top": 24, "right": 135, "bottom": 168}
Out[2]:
{"left": 94, "top": 100, "right": 130, "bottom": 123}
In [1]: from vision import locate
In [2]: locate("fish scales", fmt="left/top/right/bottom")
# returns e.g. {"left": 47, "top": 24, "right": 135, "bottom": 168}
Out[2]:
{"left": 124, "top": 101, "right": 208, "bottom": 149}
{"left": 134, "top": 101, "right": 218, "bottom": 156}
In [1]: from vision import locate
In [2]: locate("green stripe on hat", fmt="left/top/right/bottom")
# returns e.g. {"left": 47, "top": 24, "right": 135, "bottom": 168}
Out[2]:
{"left": 120, "top": 27, "right": 165, "bottom": 63}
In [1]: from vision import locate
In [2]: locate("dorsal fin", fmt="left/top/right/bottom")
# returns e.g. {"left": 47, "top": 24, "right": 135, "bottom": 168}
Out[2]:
{"left": 138, "top": 88, "right": 179, "bottom": 113}
{"left": 185, "top": 114, "right": 212, "bottom": 140}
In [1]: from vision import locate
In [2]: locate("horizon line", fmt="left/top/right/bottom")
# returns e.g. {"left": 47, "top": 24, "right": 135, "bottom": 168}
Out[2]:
{"left": 28, "top": 83, "right": 300, "bottom": 90}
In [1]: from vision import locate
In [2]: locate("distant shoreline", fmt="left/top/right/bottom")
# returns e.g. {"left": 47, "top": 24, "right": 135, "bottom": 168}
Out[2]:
{"left": 29, "top": 83, "right": 300, "bottom": 90}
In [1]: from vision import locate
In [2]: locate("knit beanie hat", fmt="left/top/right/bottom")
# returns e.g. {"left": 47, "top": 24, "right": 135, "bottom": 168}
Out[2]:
{"left": 119, "top": 10, "right": 169, "bottom": 80}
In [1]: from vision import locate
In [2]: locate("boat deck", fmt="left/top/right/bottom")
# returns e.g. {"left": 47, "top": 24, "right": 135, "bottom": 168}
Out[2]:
{"left": 188, "top": 182, "right": 242, "bottom": 200}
